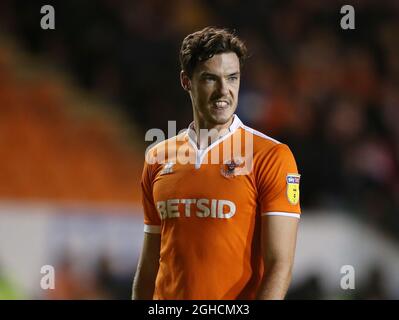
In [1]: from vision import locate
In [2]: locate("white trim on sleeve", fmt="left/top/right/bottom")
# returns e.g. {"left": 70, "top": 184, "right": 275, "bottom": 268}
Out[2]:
{"left": 144, "top": 224, "right": 161, "bottom": 233}
{"left": 261, "top": 212, "right": 301, "bottom": 219}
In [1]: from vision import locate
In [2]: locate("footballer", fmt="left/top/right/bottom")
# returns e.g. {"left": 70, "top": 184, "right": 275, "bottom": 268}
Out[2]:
{"left": 132, "top": 27, "right": 301, "bottom": 300}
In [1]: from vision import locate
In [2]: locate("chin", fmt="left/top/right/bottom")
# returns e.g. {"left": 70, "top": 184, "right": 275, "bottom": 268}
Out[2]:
{"left": 211, "top": 112, "right": 234, "bottom": 125}
{"left": 201, "top": 104, "right": 236, "bottom": 126}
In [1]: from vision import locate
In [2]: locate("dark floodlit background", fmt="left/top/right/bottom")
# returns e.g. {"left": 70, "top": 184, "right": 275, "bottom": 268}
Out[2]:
{"left": 0, "top": 0, "right": 398, "bottom": 299}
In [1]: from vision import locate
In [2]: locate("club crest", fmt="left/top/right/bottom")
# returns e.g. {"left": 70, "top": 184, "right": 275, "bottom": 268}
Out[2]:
{"left": 221, "top": 158, "right": 245, "bottom": 178}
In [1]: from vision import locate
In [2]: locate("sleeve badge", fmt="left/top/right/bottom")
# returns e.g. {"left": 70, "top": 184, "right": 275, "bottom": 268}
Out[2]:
{"left": 286, "top": 174, "right": 301, "bottom": 205}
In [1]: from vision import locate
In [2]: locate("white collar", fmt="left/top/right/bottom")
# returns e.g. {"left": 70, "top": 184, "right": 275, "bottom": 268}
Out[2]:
{"left": 186, "top": 114, "right": 242, "bottom": 148}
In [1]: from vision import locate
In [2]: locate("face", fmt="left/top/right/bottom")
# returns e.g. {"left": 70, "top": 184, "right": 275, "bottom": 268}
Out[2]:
{"left": 182, "top": 52, "right": 241, "bottom": 129}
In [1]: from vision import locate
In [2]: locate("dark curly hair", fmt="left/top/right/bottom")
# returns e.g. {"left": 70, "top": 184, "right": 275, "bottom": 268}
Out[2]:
{"left": 179, "top": 27, "right": 248, "bottom": 78}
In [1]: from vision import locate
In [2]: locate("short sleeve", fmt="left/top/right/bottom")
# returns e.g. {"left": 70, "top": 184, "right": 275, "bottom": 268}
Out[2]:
{"left": 141, "top": 161, "right": 162, "bottom": 232}
{"left": 256, "top": 143, "right": 301, "bottom": 218}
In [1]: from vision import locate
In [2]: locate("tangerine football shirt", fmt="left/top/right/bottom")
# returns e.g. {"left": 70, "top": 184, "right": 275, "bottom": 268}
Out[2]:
{"left": 141, "top": 115, "right": 301, "bottom": 299}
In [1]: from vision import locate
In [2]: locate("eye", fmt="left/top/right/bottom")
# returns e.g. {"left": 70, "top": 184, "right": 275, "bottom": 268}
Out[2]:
{"left": 228, "top": 76, "right": 238, "bottom": 81}
{"left": 204, "top": 76, "right": 216, "bottom": 82}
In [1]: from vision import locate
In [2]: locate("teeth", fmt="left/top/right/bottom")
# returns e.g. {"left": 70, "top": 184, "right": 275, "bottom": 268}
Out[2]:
{"left": 215, "top": 101, "right": 228, "bottom": 107}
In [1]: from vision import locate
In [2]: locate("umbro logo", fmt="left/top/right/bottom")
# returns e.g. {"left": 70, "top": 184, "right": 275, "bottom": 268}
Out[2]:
{"left": 160, "top": 162, "right": 175, "bottom": 175}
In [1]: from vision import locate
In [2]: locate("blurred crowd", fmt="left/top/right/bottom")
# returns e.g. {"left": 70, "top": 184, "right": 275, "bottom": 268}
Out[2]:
{"left": 1, "top": 0, "right": 399, "bottom": 299}
{"left": 42, "top": 253, "right": 133, "bottom": 300}
{"left": 6, "top": 0, "right": 397, "bottom": 237}
{"left": 0, "top": 255, "right": 132, "bottom": 299}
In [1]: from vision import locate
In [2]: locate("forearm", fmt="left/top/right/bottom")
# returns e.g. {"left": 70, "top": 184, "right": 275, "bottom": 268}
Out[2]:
{"left": 255, "top": 262, "right": 293, "bottom": 300}
{"left": 132, "top": 232, "right": 161, "bottom": 300}
{"left": 132, "top": 267, "right": 158, "bottom": 300}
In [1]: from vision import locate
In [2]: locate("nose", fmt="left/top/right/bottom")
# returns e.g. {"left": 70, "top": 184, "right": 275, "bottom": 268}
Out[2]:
{"left": 216, "top": 79, "right": 229, "bottom": 96}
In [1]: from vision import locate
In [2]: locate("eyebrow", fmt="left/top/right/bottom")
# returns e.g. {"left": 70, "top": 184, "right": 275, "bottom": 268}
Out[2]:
{"left": 200, "top": 71, "right": 240, "bottom": 77}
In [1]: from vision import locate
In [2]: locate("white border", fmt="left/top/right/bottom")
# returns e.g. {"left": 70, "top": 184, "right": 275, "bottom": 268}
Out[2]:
{"left": 144, "top": 224, "right": 161, "bottom": 233}
{"left": 240, "top": 124, "right": 281, "bottom": 144}
{"left": 261, "top": 211, "right": 300, "bottom": 219}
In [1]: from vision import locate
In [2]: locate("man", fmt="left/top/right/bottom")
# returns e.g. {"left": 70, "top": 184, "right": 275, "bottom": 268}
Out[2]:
{"left": 132, "top": 27, "right": 301, "bottom": 300}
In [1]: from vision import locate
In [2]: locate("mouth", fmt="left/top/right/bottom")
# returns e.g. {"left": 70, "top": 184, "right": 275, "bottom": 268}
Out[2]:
{"left": 211, "top": 99, "right": 230, "bottom": 110}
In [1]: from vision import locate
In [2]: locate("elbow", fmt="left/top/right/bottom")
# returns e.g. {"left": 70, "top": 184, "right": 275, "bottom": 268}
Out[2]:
{"left": 264, "top": 258, "right": 294, "bottom": 278}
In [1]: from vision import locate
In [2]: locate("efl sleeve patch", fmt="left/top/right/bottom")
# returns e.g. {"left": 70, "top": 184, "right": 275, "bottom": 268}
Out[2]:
{"left": 286, "top": 174, "right": 300, "bottom": 205}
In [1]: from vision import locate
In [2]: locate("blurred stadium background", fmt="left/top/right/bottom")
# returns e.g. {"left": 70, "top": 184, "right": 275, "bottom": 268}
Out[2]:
{"left": 0, "top": 0, "right": 399, "bottom": 299}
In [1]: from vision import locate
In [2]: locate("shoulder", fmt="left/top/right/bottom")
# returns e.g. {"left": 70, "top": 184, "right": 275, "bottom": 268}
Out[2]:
{"left": 237, "top": 123, "right": 295, "bottom": 163}
{"left": 145, "top": 130, "right": 188, "bottom": 165}
{"left": 238, "top": 123, "right": 282, "bottom": 152}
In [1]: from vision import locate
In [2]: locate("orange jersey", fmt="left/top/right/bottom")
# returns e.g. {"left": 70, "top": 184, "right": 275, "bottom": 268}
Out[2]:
{"left": 141, "top": 115, "right": 301, "bottom": 299}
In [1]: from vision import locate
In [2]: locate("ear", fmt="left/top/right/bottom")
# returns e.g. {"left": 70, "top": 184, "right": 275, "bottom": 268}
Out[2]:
{"left": 180, "top": 70, "right": 191, "bottom": 92}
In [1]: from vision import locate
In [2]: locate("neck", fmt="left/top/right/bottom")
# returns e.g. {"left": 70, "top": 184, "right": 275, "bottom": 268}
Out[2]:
{"left": 192, "top": 113, "right": 234, "bottom": 149}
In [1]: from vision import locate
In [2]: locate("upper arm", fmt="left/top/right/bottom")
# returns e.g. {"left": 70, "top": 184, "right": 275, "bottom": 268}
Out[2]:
{"left": 260, "top": 215, "right": 299, "bottom": 266}
{"left": 255, "top": 143, "right": 301, "bottom": 268}
{"left": 140, "top": 161, "right": 161, "bottom": 265}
